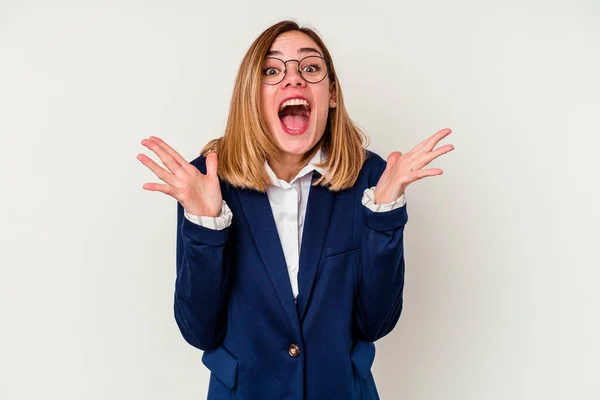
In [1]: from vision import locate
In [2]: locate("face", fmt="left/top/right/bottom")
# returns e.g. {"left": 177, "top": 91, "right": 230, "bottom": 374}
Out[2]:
{"left": 259, "top": 31, "right": 336, "bottom": 159}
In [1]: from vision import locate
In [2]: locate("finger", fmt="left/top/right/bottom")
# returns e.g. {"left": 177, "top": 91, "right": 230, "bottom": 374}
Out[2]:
{"left": 205, "top": 152, "right": 218, "bottom": 178}
{"left": 413, "top": 128, "right": 452, "bottom": 153}
{"left": 137, "top": 154, "right": 176, "bottom": 185}
{"left": 386, "top": 151, "right": 402, "bottom": 164}
{"left": 142, "top": 182, "right": 177, "bottom": 196}
{"left": 410, "top": 168, "right": 444, "bottom": 181}
{"left": 141, "top": 139, "right": 183, "bottom": 175}
{"left": 423, "top": 128, "right": 452, "bottom": 152}
{"left": 414, "top": 144, "right": 454, "bottom": 170}
{"left": 148, "top": 136, "right": 190, "bottom": 169}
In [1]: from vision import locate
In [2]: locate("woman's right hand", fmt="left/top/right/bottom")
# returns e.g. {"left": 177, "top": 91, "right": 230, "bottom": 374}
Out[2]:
{"left": 137, "top": 136, "right": 222, "bottom": 217}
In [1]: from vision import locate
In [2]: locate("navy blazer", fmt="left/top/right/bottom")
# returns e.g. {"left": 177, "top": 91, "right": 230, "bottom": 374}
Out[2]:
{"left": 174, "top": 151, "right": 408, "bottom": 400}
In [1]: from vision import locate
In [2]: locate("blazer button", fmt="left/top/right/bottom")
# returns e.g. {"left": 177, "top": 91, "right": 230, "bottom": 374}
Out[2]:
{"left": 288, "top": 344, "right": 301, "bottom": 357}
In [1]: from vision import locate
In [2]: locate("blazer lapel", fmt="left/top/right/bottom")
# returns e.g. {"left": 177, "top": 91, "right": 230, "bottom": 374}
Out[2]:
{"left": 236, "top": 189, "right": 301, "bottom": 335}
{"left": 297, "top": 172, "right": 336, "bottom": 321}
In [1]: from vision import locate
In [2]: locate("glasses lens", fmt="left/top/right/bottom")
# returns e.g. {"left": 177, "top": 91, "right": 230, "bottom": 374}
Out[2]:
{"left": 299, "top": 56, "right": 327, "bottom": 83}
{"left": 261, "top": 58, "right": 285, "bottom": 84}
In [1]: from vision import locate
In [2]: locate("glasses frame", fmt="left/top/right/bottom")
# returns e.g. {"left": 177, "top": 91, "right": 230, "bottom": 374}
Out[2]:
{"left": 260, "top": 55, "right": 330, "bottom": 85}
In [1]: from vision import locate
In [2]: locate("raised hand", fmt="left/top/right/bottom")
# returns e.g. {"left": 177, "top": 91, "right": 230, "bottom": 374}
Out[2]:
{"left": 137, "top": 136, "right": 222, "bottom": 217}
{"left": 374, "top": 128, "right": 454, "bottom": 204}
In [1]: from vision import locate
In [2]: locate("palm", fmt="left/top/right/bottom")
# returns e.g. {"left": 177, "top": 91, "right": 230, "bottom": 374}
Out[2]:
{"left": 137, "top": 136, "right": 222, "bottom": 217}
{"left": 374, "top": 128, "right": 454, "bottom": 204}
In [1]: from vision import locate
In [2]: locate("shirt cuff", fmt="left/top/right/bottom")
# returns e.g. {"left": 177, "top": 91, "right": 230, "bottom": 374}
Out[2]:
{"left": 361, "top": 187, "right": 406, "bottom": 212}
{"left": 183, "top": 200, "right": 233, "bottom": 230}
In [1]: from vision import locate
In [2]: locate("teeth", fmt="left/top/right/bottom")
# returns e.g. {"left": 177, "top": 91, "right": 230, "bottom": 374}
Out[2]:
{"left": 279, "top": 98, "right": 310, "bottom": 110}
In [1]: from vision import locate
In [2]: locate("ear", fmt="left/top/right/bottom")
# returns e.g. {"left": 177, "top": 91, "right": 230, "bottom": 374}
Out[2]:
{"left": 329, "top": 82, "right": 337, "bottom": 108}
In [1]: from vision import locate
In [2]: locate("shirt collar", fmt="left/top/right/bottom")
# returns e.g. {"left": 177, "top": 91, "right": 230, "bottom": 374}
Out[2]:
{"left": 265, "top": 147, "right": 327, "bottom": 188}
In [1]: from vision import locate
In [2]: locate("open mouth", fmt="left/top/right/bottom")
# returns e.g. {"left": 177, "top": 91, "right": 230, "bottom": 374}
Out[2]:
{"left": 278, "top": 98, "right": 311, "bottom": 135}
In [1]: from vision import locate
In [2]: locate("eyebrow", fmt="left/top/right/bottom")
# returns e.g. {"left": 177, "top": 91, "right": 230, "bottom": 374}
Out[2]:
{"left": 265, "top": 47, "right": 323, "bottom": 57}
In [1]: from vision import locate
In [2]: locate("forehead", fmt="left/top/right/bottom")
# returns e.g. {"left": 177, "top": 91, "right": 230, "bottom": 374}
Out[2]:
{"left": 267, "top": 31, "right": 323, "bottom": 58}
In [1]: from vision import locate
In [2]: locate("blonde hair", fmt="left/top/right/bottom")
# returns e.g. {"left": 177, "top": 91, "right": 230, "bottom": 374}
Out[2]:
{"left": 201, "top": 20, "right": 369, "bottom": 192}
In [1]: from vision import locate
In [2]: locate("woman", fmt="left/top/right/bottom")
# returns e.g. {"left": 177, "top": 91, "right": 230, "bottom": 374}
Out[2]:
{"left": 138, "top": 20, "right": 453, "bottom": 400}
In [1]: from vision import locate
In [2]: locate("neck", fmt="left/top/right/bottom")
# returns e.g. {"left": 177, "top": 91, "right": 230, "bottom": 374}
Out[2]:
{"left": 268, "top": 152, "right": 307, "bottom": 183}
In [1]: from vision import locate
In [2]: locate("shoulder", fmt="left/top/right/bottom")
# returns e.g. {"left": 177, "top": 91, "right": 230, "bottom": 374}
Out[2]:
{"left": 361, "top": 150, "right": 388, "bottom": 185}
{"left": 190, "top": 151, "right": 386, "bottom": 189}
{"left": 189, "top": 155, "right": 207, "bottom": 174}
{"left": 362, "top": 150, "right": 386, "bottom": 173}
{"left": 188, "top": 154, "right": 235, "bottom": 196}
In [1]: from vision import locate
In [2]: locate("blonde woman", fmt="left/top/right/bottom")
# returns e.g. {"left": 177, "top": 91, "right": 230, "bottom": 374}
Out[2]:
{"left": 138, "top": 20, "right": 453, "bottom": 400}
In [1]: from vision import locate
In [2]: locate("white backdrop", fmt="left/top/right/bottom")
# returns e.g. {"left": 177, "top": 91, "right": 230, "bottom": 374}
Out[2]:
{"left": 1, "top": 0, "right": 599, "bottom": 399}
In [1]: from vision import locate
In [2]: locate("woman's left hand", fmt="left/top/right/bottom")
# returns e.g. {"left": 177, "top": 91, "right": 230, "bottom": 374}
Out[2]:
{"left": 374, "top": 128, "right": 454, "bottom": 204}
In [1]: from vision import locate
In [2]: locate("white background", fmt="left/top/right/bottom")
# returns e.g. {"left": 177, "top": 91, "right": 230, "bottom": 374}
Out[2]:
{"left": 1, "top": 0, "right": 599, "bottom": 399}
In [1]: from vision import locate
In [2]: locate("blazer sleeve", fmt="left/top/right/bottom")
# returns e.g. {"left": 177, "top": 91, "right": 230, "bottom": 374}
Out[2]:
{"left": 173, "top": 157, "right": 231, "bottom": 351}
{"left": 355, "top": 155, "right": 409, "bottom": 342}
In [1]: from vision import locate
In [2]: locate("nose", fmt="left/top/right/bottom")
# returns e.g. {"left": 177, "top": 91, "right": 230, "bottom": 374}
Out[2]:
{"left": 281, "top": 61, "right": 306, "bottom": 88}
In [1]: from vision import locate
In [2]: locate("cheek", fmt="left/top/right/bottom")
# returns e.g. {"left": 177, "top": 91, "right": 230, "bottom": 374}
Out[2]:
{"left": 260, "top": 87, "right": 277, "bottom": 123}
{"left": 314, "top": 86, "right": 332, "bottom": 115}
{"left": 315, "top": 91, "right": 332, "bottom": 125}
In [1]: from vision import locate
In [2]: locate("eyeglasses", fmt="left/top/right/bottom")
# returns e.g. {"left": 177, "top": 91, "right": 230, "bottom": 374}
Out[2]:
{"left": 261, "top": 56, "right": 329, "bottom": 85}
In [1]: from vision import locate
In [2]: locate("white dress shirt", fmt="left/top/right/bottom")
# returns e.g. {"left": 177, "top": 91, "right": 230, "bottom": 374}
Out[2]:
{"left": 184, "top": 149, "right": 406, "bottom": 299}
